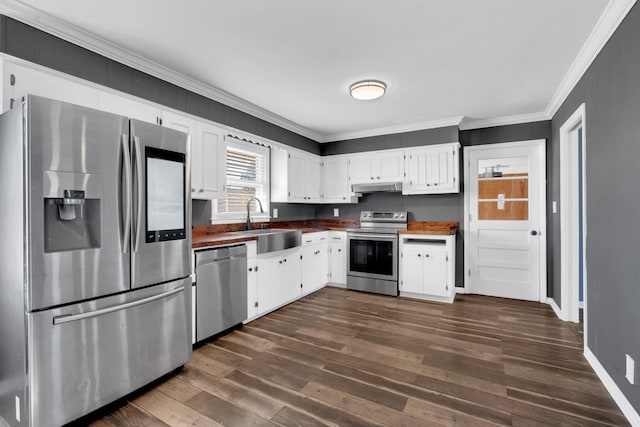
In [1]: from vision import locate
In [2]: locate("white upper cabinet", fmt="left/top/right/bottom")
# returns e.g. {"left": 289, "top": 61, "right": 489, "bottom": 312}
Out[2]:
{"left": 10, "top": 63, "right": 99, "bottom": 110}
{"left": 272, "top": 148, "right": 323, "bottom": 203}
{"left": 404, "top": 142, "right": 460, "bottom": 194}
{"left": 348, "top": 150, "right": 404, "bottom": 184}
{"left": 97, "top": 90, "right": 161, "bottom": 125}
{"left": 162, "top": 110, "right": 227, "bottom": 199}
{"left": 323, "top": 155, "right": 356, "bottom": 204}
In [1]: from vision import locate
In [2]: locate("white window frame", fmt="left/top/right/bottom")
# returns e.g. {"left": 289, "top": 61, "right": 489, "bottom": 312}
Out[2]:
{"left": 211, "top": 139, "right": 270, "bottom": 223}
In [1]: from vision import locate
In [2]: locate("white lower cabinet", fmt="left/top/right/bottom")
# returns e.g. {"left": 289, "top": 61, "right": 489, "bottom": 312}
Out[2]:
{"left": 328, "top": 231, "right": 347, "bottom": 286}
{"left": 246, "top": 246, "right": 301, "bottom": 321}
{"left": 301, "top": 232, "right": 329, "bottom": 295}
{"left": 399, "top": 234, "right": 456, "bottom": 302}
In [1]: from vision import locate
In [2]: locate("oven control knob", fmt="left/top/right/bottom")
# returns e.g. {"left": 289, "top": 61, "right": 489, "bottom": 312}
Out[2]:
{"left": 400, "top": 213, "right": 405, "bottom": 218}
{"left": 394, "top": 213, "right": 399, "bottom": 218}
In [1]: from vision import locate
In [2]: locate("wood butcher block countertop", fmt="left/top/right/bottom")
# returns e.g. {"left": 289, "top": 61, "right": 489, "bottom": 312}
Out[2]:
{"left": 399, "top": 221, "right": 459, "bottom": 236}
{"left": 192, "top": 219, "right": 358, "bottom": 249}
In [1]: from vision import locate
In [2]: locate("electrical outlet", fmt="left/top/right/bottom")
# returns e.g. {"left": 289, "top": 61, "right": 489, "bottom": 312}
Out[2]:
{"left": 333, "top": 208, "right": 339, "bottom": 217}
{"left": 272, "top": 208, "right": 278, "bottom": 219}
{"left": 626, "top": 354, "right": 635, "bottom": 384}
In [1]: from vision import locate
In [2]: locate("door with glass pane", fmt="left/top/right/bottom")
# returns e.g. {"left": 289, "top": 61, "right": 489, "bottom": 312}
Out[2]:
{"left": 465, "top": 140, "right": 546, "bottom": 301}
{"left": 130, "top": 119, "right": 191, "bottom": 289}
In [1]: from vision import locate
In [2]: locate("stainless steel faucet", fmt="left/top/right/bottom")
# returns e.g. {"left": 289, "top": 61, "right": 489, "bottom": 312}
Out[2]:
{"left": 246, "top": 197, "right": 264, "bottom": 230}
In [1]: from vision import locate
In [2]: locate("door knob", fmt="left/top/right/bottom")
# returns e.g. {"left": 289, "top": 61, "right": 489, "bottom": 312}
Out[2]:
{"left": 531, "top": 230, "right": 539, "bottom": 236}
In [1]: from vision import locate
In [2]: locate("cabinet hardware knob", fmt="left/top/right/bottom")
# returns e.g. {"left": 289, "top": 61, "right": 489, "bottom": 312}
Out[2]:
{"left": 531, "top": 230, "right": 539, "bottom": 236}
{"left": 370, "top": 177, "right": 374, "bottom": 180}
{"left": 425, "top": 254, "right": 430, "bottom": 257}
{"left": 283, "top": 258, "right": 287, "bottom": 262}
{"left": 338, "top": 249, "right": 341, "bottom": 252}
{"left": 418, "top": 254, "right": 422, "bottom": 257}
{"left": 199, "top": 189, "right": 204, "bottom": 192}
{"left": 343, "top": 197, "right": 346, "bottom": 200}
{"left": 377, "top": 176, "right": 380, "bottom": 179}
{"left": 426, "top": 184, "right": 431, "bottom": 187}
{"left": 279, "top": 260, "right": 283, "bottom": 264}
{"left": 248, "top": 267, "right": 253, "bottom": 272}
{"left": 434, "top": 183, "right": 438, "bottom": 186}
{"left": 254, "top": 301, "right": 258, "bottom": 307}
{"left": 191, "top": 188, "right": 196, "bottom": 192}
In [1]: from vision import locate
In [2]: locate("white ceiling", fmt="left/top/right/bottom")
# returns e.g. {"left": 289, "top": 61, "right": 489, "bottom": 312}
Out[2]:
{"left": 0, "top": 0, "right": 626, "bottom": 141}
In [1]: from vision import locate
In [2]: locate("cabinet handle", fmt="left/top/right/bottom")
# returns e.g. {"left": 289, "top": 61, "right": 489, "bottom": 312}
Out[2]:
{"left": 418, "top": 254, "right": 421, "bottom": 257}
{"left": 426, "top": 184, "right": 431, "bottom": 187}
{"left": 343, "top": 197, "right": 346, "bottom": 200}
{"left": 248, "top": 267, "right": 253, "bottom": 272}
{"left": 338, "top": 249, "right": 341, "bottom": 252}
{"left": 370, "top": 177, "right": 374, "bottom": 180}
{"left": 199, "top": 189, "right": 204, "bottom": 192}
{"left": 279, "top": 260, "right": 283, "bottom": 264}
{"left": 434, "top": 183, "right": 438, "bottom": 186}
{"left": 284, "top": 258, "right": 287, "bottom": 262}
{"left": 377, "top": 176, "right": 380, "bottom": 180}
{"left": 425, "top": 254, "right": 430, "bottom": 258}
{"left": 191, "top": 188, "right": 196, "bottom": 192}
{"left": 254, "top": 301, "right": 258, "bottom": 308}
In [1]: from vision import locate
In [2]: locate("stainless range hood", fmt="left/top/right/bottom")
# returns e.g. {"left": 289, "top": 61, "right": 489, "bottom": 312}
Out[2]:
{"left": 351, "top": 181, "right": 403, "bottom": 193}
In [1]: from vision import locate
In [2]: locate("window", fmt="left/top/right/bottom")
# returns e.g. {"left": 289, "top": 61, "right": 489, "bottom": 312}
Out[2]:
{"left": 212, "top": 140, "right": 269, "bottom": 221}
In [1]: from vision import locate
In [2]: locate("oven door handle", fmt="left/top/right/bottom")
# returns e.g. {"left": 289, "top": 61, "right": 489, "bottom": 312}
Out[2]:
{"left": 348, "top": 233, "right": 398, "bottom": 240}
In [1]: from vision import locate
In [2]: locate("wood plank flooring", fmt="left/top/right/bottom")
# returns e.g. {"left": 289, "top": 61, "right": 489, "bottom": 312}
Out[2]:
{"left": 88, "top": 287, "right": 629, "bottom": 426}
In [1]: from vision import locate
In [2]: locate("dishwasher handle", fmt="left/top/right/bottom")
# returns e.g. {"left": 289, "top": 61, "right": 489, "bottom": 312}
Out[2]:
{"left": 195, "top": 245, "right": 247, "bottom": 266}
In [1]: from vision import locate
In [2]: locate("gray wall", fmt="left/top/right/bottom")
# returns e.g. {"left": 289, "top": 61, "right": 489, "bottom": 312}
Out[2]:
{"left": 0, "top": 16, "right": 320, "bottom": 155}
{"left": 313, "top": 121, "right": 551, "bottom": 289}
{"left": 550, "top": 3, "right": 640, "bottom": 411}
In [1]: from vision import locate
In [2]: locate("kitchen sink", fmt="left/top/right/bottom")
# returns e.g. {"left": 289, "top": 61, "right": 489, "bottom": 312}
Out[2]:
{"left": 233, "top": 229, "right": 302, "bottom": 253}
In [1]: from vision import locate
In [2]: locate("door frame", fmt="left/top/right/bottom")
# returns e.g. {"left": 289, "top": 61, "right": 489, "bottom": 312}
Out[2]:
{"left": 559, "top": 103, "right": 587, "bottom": 326}
{"left": 463, "top": 139, "right": 547, "bottom": 302}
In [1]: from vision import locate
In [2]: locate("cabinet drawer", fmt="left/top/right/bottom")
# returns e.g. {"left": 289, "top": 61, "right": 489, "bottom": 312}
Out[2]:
{"left": 302, "top": 231, "right": 328, "bottom": 247}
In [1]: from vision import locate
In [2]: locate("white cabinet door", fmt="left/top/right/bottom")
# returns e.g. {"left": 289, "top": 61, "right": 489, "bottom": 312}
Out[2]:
{"left": 162, "top": 111, "right": 201, "bottom": 197}
{"left": 257, "top": 254, "right": 282, "bottom": 314}
{"left": 374, "top": 151, "right": 404, "bottom": 182}
{"left": 400, "top": 245, "right": 425, "bottom": 294}
{"left": 348, "top": 155, "right": 373, "bottom": 184}
{"left": 162, "top": 110, "right": 227, "bottom": 200}
{"left": 12, "top": 63, "right": 99, "bottom": 109}
{"left": 257, "top": 247, "right": 301, "bottom": 315}
{"left": 200, "top": 122, "right": 227, "bottom": 197}
{"left": 323, "top": 156, "right": 352, "bottom": 203}
{"left": 287, "top": 151, "right": 307, "bottom": 202}
{"left": 97, "top": 90, "right": 160, "bottom": 124}
{"left": 404, "top": 143, "right": 459, "bottom": 194}
{"left": 423, "top": 248, "right": 448, "bottom": 297}
{"left": 282, "top": 248, "right": 302, "bottom": 301}
{"left": 302, "top": 243, "right": 328, "bottom": 294}
{"left": 305, "top": 156, "right": 323, "bottom": 202}
{"left": 329, "top": 232, "right": 347, "bottom": 286}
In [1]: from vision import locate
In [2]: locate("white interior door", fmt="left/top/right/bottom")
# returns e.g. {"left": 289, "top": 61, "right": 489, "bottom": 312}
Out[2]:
{"left": 465, "top": 140, "right": 546, "bottom": 301}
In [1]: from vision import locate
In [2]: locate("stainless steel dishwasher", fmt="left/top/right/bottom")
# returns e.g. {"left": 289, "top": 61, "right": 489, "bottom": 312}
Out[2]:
{"left": 195, "top": 244, "right": 247, "bottom": 342}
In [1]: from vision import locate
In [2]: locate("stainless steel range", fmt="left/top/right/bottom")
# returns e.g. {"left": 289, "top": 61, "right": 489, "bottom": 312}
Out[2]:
{"left": 346, "top": 211, "right": 407, "bottom": 296}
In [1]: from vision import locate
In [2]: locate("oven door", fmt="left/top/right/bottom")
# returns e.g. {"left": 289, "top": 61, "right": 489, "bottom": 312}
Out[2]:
{"left": 347, "top": 233, "right": 398, "bottom": 281}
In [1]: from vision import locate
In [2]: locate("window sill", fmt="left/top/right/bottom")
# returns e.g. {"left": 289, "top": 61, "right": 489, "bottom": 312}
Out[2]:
{"left": 209, "top": 216, "right": 271, "bottom": 225}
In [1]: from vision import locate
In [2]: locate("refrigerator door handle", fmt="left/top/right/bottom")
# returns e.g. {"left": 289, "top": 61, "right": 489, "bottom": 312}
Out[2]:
{"left": 133, "top": 135, "right": 143, "bottom": 253}
{"left": 121, "top": 134, "right": 132, "bottom": 254}
{"left": 52, "top": 286, "right": 184, "bottom": 325}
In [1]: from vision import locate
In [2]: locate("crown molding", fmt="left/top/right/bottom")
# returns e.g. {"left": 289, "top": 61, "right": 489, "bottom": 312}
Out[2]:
{"left": 545, "top": 0, "right": 637, "bottom": 118}
{"left": 0, "top": 1, "right": 324, "bottom": 142}
{"left": 459, "top": 111, "right": 551, "bottom": 131}
{"left": 320, "top": 116, "right": 464, "bottom": 143}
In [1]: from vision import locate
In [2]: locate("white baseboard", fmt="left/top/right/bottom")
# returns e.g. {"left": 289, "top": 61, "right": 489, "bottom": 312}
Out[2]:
{"left": 547, "top": 297, "right": 564, "bottom": 320}
{"left": 584, "top": 347, "right": 640, "bottom": 426}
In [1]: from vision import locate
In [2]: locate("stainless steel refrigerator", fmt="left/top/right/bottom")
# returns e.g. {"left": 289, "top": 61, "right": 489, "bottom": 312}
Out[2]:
{"left": 0, "top": 95, "right": 192, "bottom": 426}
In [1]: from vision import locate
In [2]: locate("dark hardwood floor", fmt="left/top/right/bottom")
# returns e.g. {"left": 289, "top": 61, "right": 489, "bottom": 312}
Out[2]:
{"left": 89, "top": 287, "right": 628, "bottom": 426}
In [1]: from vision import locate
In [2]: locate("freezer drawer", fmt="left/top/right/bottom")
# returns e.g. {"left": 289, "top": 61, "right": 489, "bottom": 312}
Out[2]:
{"left": 27, "top": 278, "right": 191, "bottom": 427}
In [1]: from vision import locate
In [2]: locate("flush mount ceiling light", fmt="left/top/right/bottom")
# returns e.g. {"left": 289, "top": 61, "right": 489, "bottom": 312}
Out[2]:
{"left": 349, "top": 80, "right": 387, "bottom": 101}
